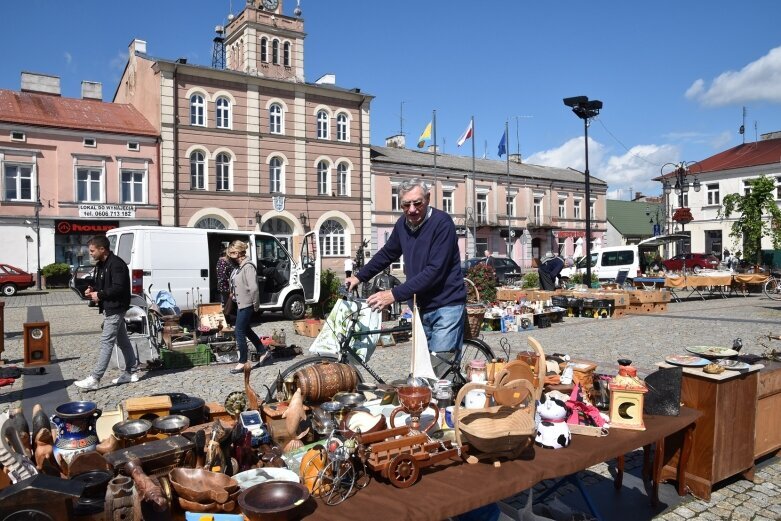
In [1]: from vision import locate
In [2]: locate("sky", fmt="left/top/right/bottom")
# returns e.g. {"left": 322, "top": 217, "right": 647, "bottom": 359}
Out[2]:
{"left": 4, "top": 0, "right": 781, "bottom": 200}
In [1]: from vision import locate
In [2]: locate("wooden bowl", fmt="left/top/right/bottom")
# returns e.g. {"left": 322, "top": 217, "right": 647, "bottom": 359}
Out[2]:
{"left": 238, "top": 481, "right": 310, "bottom": 521}
{"left": 169, "top": 467, "right": 239, "bottom": 504}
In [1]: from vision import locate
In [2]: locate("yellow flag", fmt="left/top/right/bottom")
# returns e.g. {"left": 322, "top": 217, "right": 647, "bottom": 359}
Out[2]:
{"left": 417, "top": 122, "right": 432, "bottom": 148}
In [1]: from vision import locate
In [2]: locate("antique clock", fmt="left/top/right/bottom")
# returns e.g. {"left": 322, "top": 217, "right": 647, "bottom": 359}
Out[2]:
{"left": 24, "top": 321, "right": 51, "bottom": 366}
{"left": 262, "top": 0, "right": 279, "bottom": 11}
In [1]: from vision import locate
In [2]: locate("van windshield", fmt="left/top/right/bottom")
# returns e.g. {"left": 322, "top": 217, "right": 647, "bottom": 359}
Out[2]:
{"left": 577, "top": 253, "right": 598, "bottom": 268}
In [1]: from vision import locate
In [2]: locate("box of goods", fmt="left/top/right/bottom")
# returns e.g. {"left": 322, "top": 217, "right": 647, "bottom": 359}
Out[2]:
{"left": 551, "top": 295, "right": 569, "bottom": 308}
{"left": 565, "top": 297, "right": 583, "bottom": 317}
{"left": 629, "top": 290, "right": 665, "bottom": 304}
{"left": 497, "top": 288, "right": 527, "bottom": 302}
{"left": 580, "top": 298, "right": 613, "bottom": 319}
{"left": 294, "top": 319, "right": 324, "bottom": 338}
{"left": 627, "top": 302, "right": 668, "bottom": 315}
{"left": 161, "top": 343, "right": 212, "bottom": 369}
{"left": 198, "top": 303, "right": 229, "bottom": 331}
{"left": 600, "top": 292, "right": 628, "bottom": 308}
{"left": 123, "top": 395, "right": 172, "bottom": 420}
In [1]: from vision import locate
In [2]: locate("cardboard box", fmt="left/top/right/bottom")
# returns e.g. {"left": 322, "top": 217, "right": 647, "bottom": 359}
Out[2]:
{"left": 294, "top": 319, "right": 324, "bottom": 338}
{"left": 123, "top": 395, "right": 172, "bottom": 420}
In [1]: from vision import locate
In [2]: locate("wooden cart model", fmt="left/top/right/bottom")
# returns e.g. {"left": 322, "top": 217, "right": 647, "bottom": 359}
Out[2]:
{"left": 357, "top": 426, "right": 466, "bottom": 488}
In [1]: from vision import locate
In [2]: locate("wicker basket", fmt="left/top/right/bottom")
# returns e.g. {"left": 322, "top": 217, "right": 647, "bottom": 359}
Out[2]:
{"left": 453, "top": 337, "right": 546, "bottom": 461}
{"left": 464, "top": 278, "right": 485, "bottom": 340}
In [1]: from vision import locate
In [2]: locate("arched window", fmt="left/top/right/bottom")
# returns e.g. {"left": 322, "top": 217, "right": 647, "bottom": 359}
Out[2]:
{"left": 269, "top": 157, "right": 283, "bottom": 193}
{"left": 269, "top": 103, "right": 283, "bottom": 134}
{"left": 337, "top": 162, "right": 349, "bottom": 196}
{"left": 317, "top": 160, "right": 330, "bottom": 195}
{"left": 283, "top": 41, "right": 291, "bottom": 66}
{"left": 195, "top": 217, "right": 226, "bottom": 229}
{"left": 316, "top": 110, "right": 329, "bottom": 139}
{"left": 260, "top": 37, "right": 268, "bottom": 62}
{"left": 336, "top": 113, "right": 348, "bottom": 141}
{"left": 215, "top": 153, "right": 231, "bottom": 191}
{"left": 216, "top": 97, "right": 231, "bottom": 129}
{"left": 190, "top": 94, "right": 205, "bottom": 126}
{"left": 190, "top": 151, "right": 205, "bottom": 190}
{"left": 272, "top": 39, "right": 280, "bottom": 64}
{"left": 319, "top": 219, "right": 346, "bottom": 256}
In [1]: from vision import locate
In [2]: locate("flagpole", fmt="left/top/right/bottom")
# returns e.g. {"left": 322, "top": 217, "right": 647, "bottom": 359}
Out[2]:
{"left": 432, "top": 110, "right": 438, "bottom": 206}
{"left": 471, "top": 115, "right": 476, "bottom": 258}
{"left": 506, "top": 120, "right": 512, "bottom": 259}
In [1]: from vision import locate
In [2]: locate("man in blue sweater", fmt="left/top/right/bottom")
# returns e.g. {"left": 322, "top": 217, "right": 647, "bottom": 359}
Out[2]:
{"left": 346, "top": 179, "right": 467, "bottom": 356}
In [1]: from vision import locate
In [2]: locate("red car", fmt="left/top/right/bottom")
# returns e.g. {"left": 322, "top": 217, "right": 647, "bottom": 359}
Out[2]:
{"left": 0, "top": 263, "right": 35, "bottom": 296}
{"left": 662, "top": 253, "right": 719, "bottom": 273}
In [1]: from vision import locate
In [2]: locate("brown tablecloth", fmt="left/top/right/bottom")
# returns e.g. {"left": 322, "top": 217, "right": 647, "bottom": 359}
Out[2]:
{"left": 732, "top": 274, "right": 769, "bottom": 285}
{"left": 303, "top": 407, "right": 700, "bottom": 521}
{"left": 664, "top": 275, "right": 732, "bottom": 288}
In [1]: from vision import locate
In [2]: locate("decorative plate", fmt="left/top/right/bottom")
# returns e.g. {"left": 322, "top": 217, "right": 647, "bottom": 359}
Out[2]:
{"left": 715, "top": 358, "right": 750, "bottom": 371}
{"left": 665, "top": 355, "right": 710, "bottom": 367}
{"left": 685, "top": 346, "right": 739, "bottom": 359}
{"left": 232, "top": 467, "right": 300, "bottom": 491}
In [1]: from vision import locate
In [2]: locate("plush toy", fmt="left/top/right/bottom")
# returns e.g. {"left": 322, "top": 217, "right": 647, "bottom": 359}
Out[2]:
{"left": 534, "top": 392, "right": 572, "bottom": 449}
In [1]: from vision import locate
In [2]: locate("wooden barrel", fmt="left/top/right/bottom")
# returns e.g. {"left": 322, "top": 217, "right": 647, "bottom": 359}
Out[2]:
{"left": 294, "top": 362, "right": 359, "bottom": 403}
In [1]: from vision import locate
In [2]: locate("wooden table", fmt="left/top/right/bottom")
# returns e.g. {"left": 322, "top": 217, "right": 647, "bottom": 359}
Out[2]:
{"left": 755, "top": 360, "right": 781, "bottom": 459}
{"left": 659, "top": 364, "right": 760, "bottom": 501}
{"left": 303, "top": 408, "right": 700, "bottom": 521}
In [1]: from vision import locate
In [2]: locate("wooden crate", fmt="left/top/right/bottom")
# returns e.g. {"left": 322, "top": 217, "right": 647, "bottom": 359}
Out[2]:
{"left": 612, "top": 308, "right": 627, "bottom": 319}
{"left": 123, "top": 395, "right": 172, "bottom": 420}
{"left": 627, "top": 302, "right": 668, "bottom": 314}
{"left": 496, "top": 288, "right": 527, "bottom": 302}
{"left": 629, "top": 290, "right": 667, "bottom": 304}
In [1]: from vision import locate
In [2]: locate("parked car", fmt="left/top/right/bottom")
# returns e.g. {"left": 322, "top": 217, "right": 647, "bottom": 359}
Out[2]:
{"left": 70, "top": 264, "right": 95, "bottom": 300}
{"left": 0, "top": 264, "right": 35, "bottom": 296}
{"left": 461, "top": 256, "right": 522, "bottom": 284}
{"left": 662, "top": 253, "right": 719, "bottom": 273}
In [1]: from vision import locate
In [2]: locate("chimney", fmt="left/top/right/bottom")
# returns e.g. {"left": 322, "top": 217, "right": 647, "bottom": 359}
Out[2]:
{"left": 129, "top": 38, "right": 147, "bottom": 56}
{"left": 81, "top": 81, "right": 102, "bottom": 101}
{"left": 427, "top": 145, "right": 439, "bottom": 154}
{"left": 21, "top": 72, "right": 61, "bottom": 96}
{"left": 509, "top": 153, "right": 522, "bottom": 164}
{"left": 385, "top": 134, "right": 406, "bottom": 149}
{"left": 634, "top": 191, "right": 643, "bottom": 201}
{"left": 315, "top": 73, "right": 336, "bottom": 85}
{"left": 760, "top": 131, "right": 781, "bottom": 141}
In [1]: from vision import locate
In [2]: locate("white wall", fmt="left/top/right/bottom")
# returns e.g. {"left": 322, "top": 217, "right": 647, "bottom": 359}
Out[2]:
{"left": 1, "top": 225, "right": 55, "bottom": 274}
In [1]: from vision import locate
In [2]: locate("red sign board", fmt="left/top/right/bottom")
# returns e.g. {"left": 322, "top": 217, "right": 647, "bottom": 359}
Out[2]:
{"left": 55, "top": 220, "right": 119, "bottom": 235}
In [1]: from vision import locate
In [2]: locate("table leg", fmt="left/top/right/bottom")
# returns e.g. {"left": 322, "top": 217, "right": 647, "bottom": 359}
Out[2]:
{"left": 676, "top": 423, "right": 694, "bottom": 496}
{"left": 615, "top": 455, "right": 624, "bottom": 490}
{"left": 642, "top": 444, "right": 652, "bottom": 481}
{"left": 652, "top": 437, "right": 665, "bottom": 506}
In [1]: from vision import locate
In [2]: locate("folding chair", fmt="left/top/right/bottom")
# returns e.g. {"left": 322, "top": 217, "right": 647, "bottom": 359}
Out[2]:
{"left": 614, "top": 269, "right": 630, "bottom": 286}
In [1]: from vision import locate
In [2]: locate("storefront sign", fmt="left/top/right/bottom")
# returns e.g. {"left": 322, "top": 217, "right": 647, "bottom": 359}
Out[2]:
{"left": 78, "top": 204, "right": 136, "bottom": 218}
{"left": 555, "top": 231, "right": 586, "bottom": 239}
{"left": 56, "top": 220, "right": 119, "bottom": 235}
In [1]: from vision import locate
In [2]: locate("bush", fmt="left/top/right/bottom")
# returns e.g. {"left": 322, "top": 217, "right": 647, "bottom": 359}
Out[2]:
{"left": 42, "top": 263, "right": 71, "bottom": 278}
{"left": 570, "top": 272, "right": 599, "bottom": 286}
{"left": 311, "top": 269, "right": 342, "bottom": 318}
{"left": 466, "top": 263, "right": 497, "bottom": 303}
{"left": 521, "top": 272, "right": 539, "bottom": 289}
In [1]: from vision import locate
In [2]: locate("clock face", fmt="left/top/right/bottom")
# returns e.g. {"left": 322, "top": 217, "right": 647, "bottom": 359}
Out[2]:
{"left": 31, "top": 328, "right": 44, "bottom": 340}
{"left": 263, "top": 0, "right": 279, "bottom": 10}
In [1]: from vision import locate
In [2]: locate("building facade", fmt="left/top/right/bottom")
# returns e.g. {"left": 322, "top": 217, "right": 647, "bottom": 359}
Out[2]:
{"left": 370, "top": 138, "right": 608, "bottom": 271}
{"left": 658, "top": 133, "right": 781, "bottom": 257}
{"left": 114, "top": 0, "right": 373, "bottom": 275}
{"left": 0, "top": 73, "right": 159, "bottom": 275}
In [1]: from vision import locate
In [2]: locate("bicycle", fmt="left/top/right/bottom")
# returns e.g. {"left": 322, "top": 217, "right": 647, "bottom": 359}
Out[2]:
{"left": 763, "top": 272, "right": 781, "bottom": 301}
{"left": 262, "top": 292, "right": 495, "bottom": 403}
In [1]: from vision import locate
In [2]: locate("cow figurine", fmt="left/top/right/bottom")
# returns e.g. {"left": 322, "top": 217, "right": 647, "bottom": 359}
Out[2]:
{"left": 534, "top": 392, "right": 572, "bottom": 449}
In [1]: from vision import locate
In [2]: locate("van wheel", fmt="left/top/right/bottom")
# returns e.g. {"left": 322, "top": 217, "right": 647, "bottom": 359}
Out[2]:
{"left": 283, "top": 294, "right": 306, "bottom": 320}
{"left": 2, "top": 283, "right": 17, "bottom": 297}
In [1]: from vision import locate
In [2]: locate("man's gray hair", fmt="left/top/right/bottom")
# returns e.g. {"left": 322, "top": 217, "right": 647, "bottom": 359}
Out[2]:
{"left": 399, "top": 178, "right": 430, "bottom": 197}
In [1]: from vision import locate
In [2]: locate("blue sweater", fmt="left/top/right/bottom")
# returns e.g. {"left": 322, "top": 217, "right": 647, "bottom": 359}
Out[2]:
{"left": 357, "top": 208, "right": 466, "bottom": 311}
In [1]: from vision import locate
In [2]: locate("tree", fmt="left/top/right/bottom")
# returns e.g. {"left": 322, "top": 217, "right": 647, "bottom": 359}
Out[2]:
{"left": 719, "top": 175, "right": 781, "bottom": 265}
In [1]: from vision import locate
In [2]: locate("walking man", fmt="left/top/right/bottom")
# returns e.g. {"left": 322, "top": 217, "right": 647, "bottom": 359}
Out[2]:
{"left": 345, "top": 178, "right": 466, "bottom": 364}
{"left": 75, "top": 235, "right": 138, "bottom": 390}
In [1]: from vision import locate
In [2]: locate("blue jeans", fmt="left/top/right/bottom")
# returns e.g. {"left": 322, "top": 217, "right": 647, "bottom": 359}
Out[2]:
{"left": 235, "top": 306, "right": 262, "bottom": 363}
{"left": 93, "top": 312, "right": 137, "bottom": 380}
{"left": 421, "top": 304, "right": 465, "bottom": 353}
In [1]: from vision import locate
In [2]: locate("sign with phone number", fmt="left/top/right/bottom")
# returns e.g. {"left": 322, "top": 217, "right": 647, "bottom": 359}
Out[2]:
{"left": 78, "top": 204, "right": 136, "bottom": 218}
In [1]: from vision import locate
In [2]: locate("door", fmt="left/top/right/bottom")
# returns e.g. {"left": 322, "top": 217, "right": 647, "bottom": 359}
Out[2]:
{"left": 299, "top": 231, "right": 320, "bottom": 302}
{"left": 255, "top": 235, "right": 291, "bottom": 305}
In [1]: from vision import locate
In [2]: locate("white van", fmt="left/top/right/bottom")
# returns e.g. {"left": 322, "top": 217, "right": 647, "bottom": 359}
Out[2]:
{"left": 105, "top": 226, "right": 320, "bottom": 319}
{"left": 560, "top": 234, "right": 687, "bottom": 282}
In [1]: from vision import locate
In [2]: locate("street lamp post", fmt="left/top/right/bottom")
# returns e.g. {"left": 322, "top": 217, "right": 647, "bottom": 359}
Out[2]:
{"left": 563, "top": 96, "right": 603, "bottom": 285}
{"left": 34, "top": 185, "right": 42, "bottom": 290}
{"left": 661, "top": 162, "right": 700, "bottom": 255}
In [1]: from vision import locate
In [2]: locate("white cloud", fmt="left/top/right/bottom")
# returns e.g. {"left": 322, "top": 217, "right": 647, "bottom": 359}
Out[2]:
{"left": 686, "top": 46, "right": 781, "bottom": 106}
{"left": 109, "top": 50, "right": 127, "bottom": 71}
{"left": 527, "top": 139, "right": 680, "bottom": 199}
{"left": 64, "top": 52, "right": 72, "bottom": 65}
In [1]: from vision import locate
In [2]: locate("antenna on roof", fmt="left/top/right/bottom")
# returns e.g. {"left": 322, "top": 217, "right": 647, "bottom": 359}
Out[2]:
{"left": 739, "top": 106, "right": 746, "bottom": 144}
{"left": 399, "top": 100, "right": 406, "bottom": 136}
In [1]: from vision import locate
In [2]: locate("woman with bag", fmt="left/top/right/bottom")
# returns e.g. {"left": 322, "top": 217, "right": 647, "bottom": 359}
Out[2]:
{"left": 227, "top": 240, "right": 271, "bottom": 374}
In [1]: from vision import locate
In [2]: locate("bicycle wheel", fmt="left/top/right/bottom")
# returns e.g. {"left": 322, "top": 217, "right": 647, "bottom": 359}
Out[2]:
{"left": 261, "top": 354, "right": 365, "bottom": 403}
{"left": 763, "top": 277, "right": 781, "bottom": 301}
{"left": 435, "top": 338, "right": 495, "bottom": 393}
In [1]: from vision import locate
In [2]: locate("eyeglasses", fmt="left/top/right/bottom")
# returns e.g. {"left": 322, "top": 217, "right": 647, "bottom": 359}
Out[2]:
{"left": 401, "top": 199, "right": 426, "bottom": 209}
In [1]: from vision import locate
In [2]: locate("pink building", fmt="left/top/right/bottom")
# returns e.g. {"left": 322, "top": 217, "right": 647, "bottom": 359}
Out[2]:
{"left": 0, "top": 72, "right": 159, "bottom": 276}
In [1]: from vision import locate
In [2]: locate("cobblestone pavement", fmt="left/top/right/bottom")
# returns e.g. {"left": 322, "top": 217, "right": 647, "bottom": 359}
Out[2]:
{"left": 1, "top": 289, "right": 780, "bottom": 520}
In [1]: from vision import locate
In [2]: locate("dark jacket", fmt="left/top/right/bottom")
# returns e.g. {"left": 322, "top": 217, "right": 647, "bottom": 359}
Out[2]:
{"left": 94, "top": 251, "right": 131, "bottom": 316}
{"left": 357, "top": 207, "right": 466, "bottom": 312}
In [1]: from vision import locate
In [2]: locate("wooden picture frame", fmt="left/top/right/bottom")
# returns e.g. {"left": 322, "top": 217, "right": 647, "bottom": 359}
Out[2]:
{"left": 379, "top": 334, "right": 396, "bottom": 347}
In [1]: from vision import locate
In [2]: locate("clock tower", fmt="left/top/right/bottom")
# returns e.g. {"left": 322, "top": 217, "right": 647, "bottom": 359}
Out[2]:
{"left": 225, "top": 0, "right": 305, "bottom": 83}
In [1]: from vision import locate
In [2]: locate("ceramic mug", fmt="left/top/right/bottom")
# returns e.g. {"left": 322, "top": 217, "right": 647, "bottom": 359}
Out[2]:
{"left": 444, "top": 406, "right": 455, "bottom": 428}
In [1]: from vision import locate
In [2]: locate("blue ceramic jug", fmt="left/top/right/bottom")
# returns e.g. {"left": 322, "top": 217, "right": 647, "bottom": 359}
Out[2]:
{"left": 51, "top": 401, "right": 102, "bottom": 465}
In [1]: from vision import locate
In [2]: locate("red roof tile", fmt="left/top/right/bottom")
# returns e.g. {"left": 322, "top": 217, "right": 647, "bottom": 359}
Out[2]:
{"left": 0, "top": 89, "right": 158, "bottom": 138}
{"left": 659, "top": 139, "right": 781, "bottom": 181}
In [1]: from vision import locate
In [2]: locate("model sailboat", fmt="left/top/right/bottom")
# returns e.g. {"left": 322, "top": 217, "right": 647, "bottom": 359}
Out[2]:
{"left": 410, "top": 295, "right": 438, "bottom": 381}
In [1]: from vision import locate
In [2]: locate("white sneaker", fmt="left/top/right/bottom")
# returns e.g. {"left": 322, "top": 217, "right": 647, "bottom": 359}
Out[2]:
{"left": 74, "top": 375, "right": 100, "bottom": 390}
{"left": 112, "top": 372, "right": 139, "bottom": 385}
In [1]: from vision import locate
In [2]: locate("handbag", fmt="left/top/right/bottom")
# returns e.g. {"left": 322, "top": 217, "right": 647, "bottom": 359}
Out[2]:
{"left": 223, "top": 293, "right": 236, "bottom": 318}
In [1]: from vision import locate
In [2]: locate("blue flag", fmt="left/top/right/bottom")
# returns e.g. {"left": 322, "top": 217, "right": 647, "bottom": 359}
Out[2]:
{"left": 498, "top": 130, "right": 507, "bottom": 157}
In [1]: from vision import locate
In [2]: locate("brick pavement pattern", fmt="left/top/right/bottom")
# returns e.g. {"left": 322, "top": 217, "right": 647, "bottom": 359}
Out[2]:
{"left": 1, "top": 288, "right": 780, "bottom": 520}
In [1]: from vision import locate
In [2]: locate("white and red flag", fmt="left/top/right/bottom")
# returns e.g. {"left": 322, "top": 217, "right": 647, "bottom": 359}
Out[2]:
{"left": 457, "top": 120, "right": 473, "bottom": 147}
